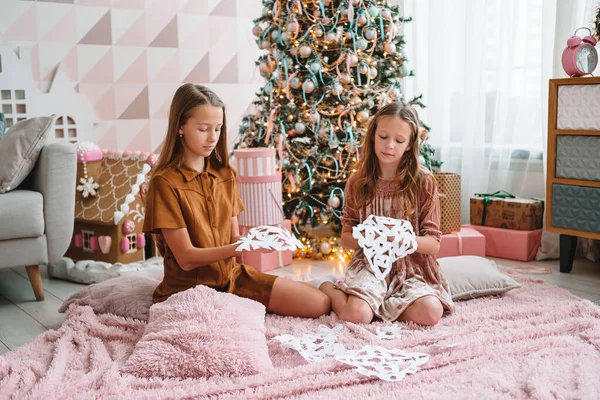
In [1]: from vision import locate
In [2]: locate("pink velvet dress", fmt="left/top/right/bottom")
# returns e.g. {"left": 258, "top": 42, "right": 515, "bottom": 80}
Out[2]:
{"left": 338, "top": 172, "right": 454, "bottom": 322}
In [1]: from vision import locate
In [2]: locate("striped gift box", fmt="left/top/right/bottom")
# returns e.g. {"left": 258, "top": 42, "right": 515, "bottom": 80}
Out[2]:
{"left": 234, "top": 148, "right": 284, "bottom": 226}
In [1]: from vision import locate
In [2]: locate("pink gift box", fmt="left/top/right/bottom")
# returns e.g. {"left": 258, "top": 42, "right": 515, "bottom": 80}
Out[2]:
{"left": 436, "top": 227, "right": 486, "bottom": 259}
{"left": 235, "top": 219, "right": 294, "bottom": 272}
{"left": 464, "top": 224, "right": 542, "bottom": 261}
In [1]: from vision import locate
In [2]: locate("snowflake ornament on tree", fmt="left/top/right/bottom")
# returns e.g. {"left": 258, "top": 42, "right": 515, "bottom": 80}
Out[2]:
{"left": 77, "top": 176, "right": 99, "bottom": 198}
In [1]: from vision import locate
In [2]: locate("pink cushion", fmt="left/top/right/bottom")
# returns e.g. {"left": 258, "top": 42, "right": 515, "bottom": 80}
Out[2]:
{"left": 121, "top": 285, "right": 273, "bottom": 379}
{"left": 59, "top": 275, "right": 159, "bottom": 322}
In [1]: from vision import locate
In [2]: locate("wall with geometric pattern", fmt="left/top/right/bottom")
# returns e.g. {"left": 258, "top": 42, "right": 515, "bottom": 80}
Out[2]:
{"left": 0, "top": 0, "right": 263, "bottom": 152}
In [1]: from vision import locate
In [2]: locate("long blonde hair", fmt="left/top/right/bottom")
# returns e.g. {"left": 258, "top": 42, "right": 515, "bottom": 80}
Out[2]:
{"left": 352, "top": 102, "right": 429, "bottom": 217}
{"left": 152, "top": 83, "right": 230, "bottom": 176}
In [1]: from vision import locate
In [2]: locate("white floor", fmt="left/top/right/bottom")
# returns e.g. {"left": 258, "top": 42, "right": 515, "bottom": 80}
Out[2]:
{"left": 1, "top": 256, "right": 599, "bottom": 355}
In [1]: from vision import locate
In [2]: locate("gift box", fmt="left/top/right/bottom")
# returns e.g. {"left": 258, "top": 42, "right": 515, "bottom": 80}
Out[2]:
{"left": 436, "top": 226, "right": 486, "bottom": 259}
{"left": 235, "top": 219, "right": 294, "bottom": 272}
{"left": 465, "top": 224, "right": 542, "bottom": 262}
{"left": 433, "top": 173, "right": 462, "bottom": 234}
{"left": 470, "top": 191, "right": 543, "bottom": 231}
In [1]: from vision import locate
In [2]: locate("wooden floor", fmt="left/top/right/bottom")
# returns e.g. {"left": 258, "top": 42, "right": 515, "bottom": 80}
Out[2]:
{"left": 1, "top": 257, "right": 599, "bottom": 355}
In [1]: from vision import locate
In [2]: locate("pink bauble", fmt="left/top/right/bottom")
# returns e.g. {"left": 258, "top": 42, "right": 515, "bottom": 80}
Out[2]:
{"left": 123, "top": 150, "right": 132, "bottom": 156}
{"left": 348, "top": 54, "right": 359, "bottom": 67}
{"left": 329, "top": 196, "right": 341, "bottom": 209}
{"left": 384, "top": 42, "right": 397, "bottom": 54}
{"left": 300, "top": 45, "right": 312, "bottom": 58}
{"left": 357, "top": 110, "right": 370, "bottom": 123}
{"left": 339, "top": 73, "right": 352, "bottom": 84}
{"left": 121, "top": 237, "right": 130, "bottom": 253}
{"left": 303, "top": 80, "right": 315, "bottom": 93}
{"left": 122, "top": 219, "right": 135, "bottom": 234}
{"left": 147, "top": 153, "right": 158, "bottom": 167}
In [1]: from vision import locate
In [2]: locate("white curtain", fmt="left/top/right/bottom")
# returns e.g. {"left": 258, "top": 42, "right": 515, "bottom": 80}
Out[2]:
{"left": 398, "top": 0, "right": 600, "bottom": 260}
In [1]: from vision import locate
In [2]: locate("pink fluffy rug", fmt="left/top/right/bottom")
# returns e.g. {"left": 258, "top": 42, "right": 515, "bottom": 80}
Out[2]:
{"left": 1, "top": 270, "right": 600, "bottom": 399}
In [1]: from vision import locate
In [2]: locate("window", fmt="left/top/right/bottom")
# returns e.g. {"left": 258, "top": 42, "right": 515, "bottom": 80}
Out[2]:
{"left": 82, "top": 230, "right": 94, "bottom": 252}
{"left": 126, "top": 234, "right": 137, "bottom": 253}
{"left": 55, "top": 116, "right": 77, "bottom": 142}
{"left": 0, "top": 89, "right": 27, "bottom": 129}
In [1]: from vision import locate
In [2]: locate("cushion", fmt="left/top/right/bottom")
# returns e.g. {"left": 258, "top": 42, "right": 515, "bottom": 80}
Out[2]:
{"left": 438, "top": 255, "right": 521, "bottom": 301}
{"left": 122, "top": 285, "right": 273, "bottom": 380}
{"left": 59, "top": 275, "right": 158, "bottom": 322}
{"left": 0, "top": 115, "right": 56, "bottom": 193}
{"left": 0, "top": 190, "right": 44, "bottom": 240}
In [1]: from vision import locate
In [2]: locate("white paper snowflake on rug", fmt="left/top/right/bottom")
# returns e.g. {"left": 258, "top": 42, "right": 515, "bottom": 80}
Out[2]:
{"left": 352, "top": 215, "right": 418, "bottom": 280}
{"left": 235, "top": 226, "right": 304, "bottom": 252}
{"left": 335, "top": 345, "right": 429, "bottom": 382}
{"left": 272, "top": 325, "right": 346, "bottom": 363}
{"left": 375, "top": 324, "right": 403, "bottom": 340}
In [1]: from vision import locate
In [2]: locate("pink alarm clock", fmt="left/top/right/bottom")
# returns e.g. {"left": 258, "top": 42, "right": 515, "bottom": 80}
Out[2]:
{"left": 562, "top": 27, "right": 598, "bottom": 77}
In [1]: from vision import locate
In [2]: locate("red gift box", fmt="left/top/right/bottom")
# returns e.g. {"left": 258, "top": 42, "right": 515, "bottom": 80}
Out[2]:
{"left": 464, "top": 224, "right": 542, "bottom": 261}
{"left": 235, "top": 219, "right": 294, "bottom": 272}
{"left": 436, "top": 227, "right": 486, "bottom": 259}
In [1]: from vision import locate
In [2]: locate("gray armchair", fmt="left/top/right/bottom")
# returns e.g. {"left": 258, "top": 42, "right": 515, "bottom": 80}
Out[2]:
{"left": 0, "top": 142, "right": 76, "bottom": 300}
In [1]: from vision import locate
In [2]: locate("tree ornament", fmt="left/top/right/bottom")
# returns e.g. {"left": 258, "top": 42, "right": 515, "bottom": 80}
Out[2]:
{"left": 326, "top": 32, "right": 337, "bottom": 42}
{"left": 382, "top": 9, "right": 392, "bottom": 20}
{"left": 336, "top": 104, "right": 345, "bottom": 112}
{"left": 370, "top": 67, "right": 378, "bottom": 78}
{"left": 359, "top": 64, "right": 369, "bottom": 74}
{"left": 357, "top": 110, "right": 370, "bottom": 123}
{"left": 339, "top": 72, "right": 352, "bottom": 84}
{"left": 252, "top": 25, "right": 263, "bottom": 37}
{"left": 320, "top": 241, "right": 332, "bottom": 255}
{"left": 281, "top": 32, "right": 290, "bottom": 42}
{"left": 303, "top": 80, "right": 315, "bottom": 93}
{"left": 271, "top": 30, "right": 280, "bottom": 41}
{"left": 290, "top": 76, "right": 302, "bottom": 89}
{"left": 364, "top": 28, "right": 377, "bottom": 41}
{"left": 368, "top": 6, "right": 380, "bottom": 17}
{"left": 300, "top": 45, "right": 312, "bottom": 58}
{"left": 329, "top": 195, "right": 341, "bottom": 209}
{"left": 331, "top": 82, "right": 344, "bottom": 96}
{"left": 309, "top": 112, "right": 320, "bottom": 124}
{"left": 356, "top": 38, "right": 368, "bottom": 51}
{"left": 348, "top": 53, "right": 359, "bottom": 66}
{"left": 358, "top": 15, "right": 367, "bottom": 25}
{"left": 310, "top": 62, "right": 322, "bottom": 73}
{"left": 259, "top": 40, "right": 270, "bottom": 50}
{"left": 288, "top": 21, "right": 299, "bottom": 32}
{"left": 322, "top": 17, "right": 331, "bottom": 25}
{"left": 389, "top": 87, "right": 400, "bottom": 99}
{"left": 384, "top": 42, "right": 397, "bottom": 54}
{"left": 345, "top": 31, "right": 354, "bottom": 40}
{"left": 259, "top": 62, "right": 272, "bottom": 74}
{"left": 290, "top": 47, "right": 298, "bottom": 56}
{"left": 314, "top": 27, "right": 323, "bottom": 37}
{"left": 350, "top": 96, "right": 362, "bottom": 106}
{"left": 295, "top": 122, "right": 306, "bottom": 133}
{"left": 400, "top": 64, "right": 410, "bottom": 77}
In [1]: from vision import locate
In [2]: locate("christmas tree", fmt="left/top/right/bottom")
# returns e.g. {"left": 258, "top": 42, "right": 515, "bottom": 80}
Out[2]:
{"left": 234, "top": 0, "right": 440, "bottom": 259}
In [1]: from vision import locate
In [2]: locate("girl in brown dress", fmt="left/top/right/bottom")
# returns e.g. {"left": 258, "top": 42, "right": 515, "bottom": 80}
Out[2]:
{"left": 320, "top": 103, "right": 454, "bottom": 325}
{"left": 144, "top": 83, "right": 330, "bottom": 318}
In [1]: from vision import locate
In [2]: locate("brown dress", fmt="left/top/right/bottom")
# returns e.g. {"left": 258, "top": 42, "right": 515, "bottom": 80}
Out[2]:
{"left": 143, "top": 162, "right": 276, "bottom": 306}
{"left": 338, "top": 172, "right": 454, "bottom": 321}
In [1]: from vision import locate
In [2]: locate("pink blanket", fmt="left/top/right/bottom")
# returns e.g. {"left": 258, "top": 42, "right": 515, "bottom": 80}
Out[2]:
{"left": 2, "top": 273, "right": 600, "bottom": 399}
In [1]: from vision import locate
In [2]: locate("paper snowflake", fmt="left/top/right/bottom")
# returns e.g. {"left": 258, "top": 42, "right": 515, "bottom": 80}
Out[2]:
{"left": 77, "top": 176, "right": 99, "bottom": 198}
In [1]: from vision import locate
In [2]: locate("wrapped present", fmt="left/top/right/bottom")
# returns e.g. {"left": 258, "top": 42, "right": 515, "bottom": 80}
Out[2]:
{"left": 236, "top": 220, "right": 294, "bottom": 272}
{"left": 470, "top": 191, "right": 543, "bottom": 231}
{"left": 465, "top": 224, "right": 542, "bottom": 262}
{"left": 235, "top": 148, "right": 284, "bottom": 227}
{"left": 433, "top": 173, "right": 462, "bottom": 234}
{"left": 436, "top": 226, "right": 486, "bottom": 259}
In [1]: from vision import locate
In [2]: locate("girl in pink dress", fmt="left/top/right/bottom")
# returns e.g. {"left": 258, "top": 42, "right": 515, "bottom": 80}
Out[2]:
{"left": 320, "top": 103, "right": 454, "bottom": 326}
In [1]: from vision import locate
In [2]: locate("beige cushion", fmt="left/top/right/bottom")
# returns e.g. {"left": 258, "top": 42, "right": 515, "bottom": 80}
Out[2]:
{"left": 439, "top": 255, "right": 521, "bottom": 301}
{"left": 0, "top": 115, "right": 56, "bottom": 193}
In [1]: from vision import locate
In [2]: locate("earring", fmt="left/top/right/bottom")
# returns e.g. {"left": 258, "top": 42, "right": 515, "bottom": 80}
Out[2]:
{"left": 179, "top": 133, "right": 183, "bottom": 139}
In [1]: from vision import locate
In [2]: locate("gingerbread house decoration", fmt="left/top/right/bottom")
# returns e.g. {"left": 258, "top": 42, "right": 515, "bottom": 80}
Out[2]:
{"left": 65, "top": 141, "right": 157, "bottom": 264}
{"left": 0, "top": 34, "right": 96, "bottom": 141}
